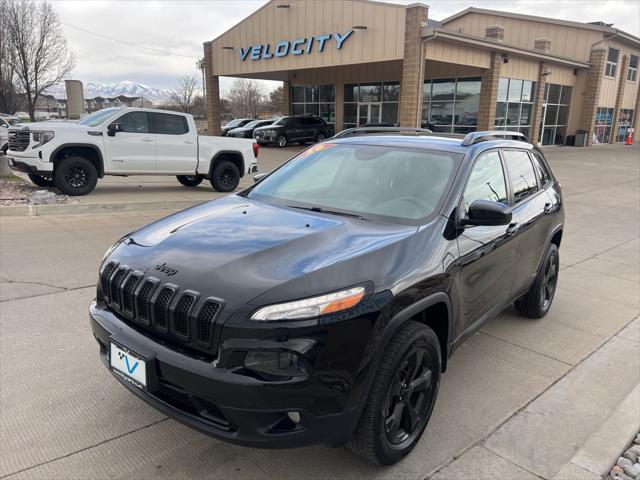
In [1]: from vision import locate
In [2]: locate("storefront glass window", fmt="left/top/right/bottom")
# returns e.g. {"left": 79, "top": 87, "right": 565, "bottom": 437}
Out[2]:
{"left": 291, "top": 84, "right": 335, "bottom": 126}
{"left": 494, "top": 77, "right": 536, "bottom": 140}
{"left": 539, "top": 83, "right": 572, "bottom": 145}
{"left": 594, "top": 107, "right": 614, "bottom": 143}
{"left": 343, "top": 82, "right": 400, "bottom": 128}
{"left": 423, "top": 77, "right": 480, "bottom": 132}
{"left": 615, "top": 108, "right": 635, "bottom": 142}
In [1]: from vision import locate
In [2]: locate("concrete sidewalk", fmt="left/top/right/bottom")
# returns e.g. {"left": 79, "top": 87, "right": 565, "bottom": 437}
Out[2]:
{"left": 0, "top": 144, "right": 638, "bottom": 479}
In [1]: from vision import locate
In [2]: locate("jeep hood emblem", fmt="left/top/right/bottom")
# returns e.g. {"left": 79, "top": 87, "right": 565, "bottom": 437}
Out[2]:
{"left": 155, "top": 263, "right": 178, "bottom": 276}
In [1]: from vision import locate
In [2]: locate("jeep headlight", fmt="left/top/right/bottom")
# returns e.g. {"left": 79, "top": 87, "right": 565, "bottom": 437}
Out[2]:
{"left": 31, "top": 131, "right": 54, "bottom": 148}
{"left": 251, "top": 286, "right": 365, "bottom": 321}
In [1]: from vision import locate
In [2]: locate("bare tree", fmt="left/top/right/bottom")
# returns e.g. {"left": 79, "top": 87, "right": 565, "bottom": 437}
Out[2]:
{"left": 4, "top": 0, "right": 75, "bottom": 121}
{"left": 227, "top": 79, "right": 264, "bottom": 118}
{"left": 0, "top": 0, "right": 20, "bottom": 113}
{"left": 267, "top": 86, "right": 285, "bottom": 115}
{"left": 169, "top": 75, "right": 199, "bottom": 114}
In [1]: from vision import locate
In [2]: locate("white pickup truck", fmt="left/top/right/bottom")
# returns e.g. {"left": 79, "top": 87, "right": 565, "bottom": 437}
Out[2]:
{"left": 6, "top": 107, "right": 258, "bottom": 195}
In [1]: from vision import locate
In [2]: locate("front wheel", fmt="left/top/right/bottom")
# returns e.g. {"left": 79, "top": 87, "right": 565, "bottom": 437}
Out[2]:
{"left": 54, "top": 156, "right": 98, "bottom": 196}
{"left": 28, "top": 174, "right": 55, "bottom": 187}
{"left": 176, "top": 175, "right": 203, "bottom": 187}
{"left": 276, "top": 134, "right": 287, "bottom": 148}
{"left": 347, "top": 321, "right": 441, "bottom": 465}
{"left": 210, "top": 160, "right": 240, "bottom": 192}
{"left": 315, "top": 133, "right": 326, "bottom": 143}
{"left": 515, "top": 243, "right": 559, "bottom": 318}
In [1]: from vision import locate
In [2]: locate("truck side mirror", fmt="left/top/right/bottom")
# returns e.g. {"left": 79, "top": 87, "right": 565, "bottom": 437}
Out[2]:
{"left": 107, "top": 123, "right": 121, "bottom": 137}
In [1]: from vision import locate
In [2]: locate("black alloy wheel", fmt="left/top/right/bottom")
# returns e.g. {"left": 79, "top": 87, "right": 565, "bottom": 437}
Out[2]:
{"left": 515, "top": 243, "right": 560, "bottom": 318}
{"left": 210, "top": 160, "right": 240, "bottom": 192}
{"left": 54, "top": 156, "right": 98, "bottom": 196}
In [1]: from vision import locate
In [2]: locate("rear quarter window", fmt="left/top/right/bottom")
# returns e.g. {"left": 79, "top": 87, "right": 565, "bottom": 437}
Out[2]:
{"left": 503, "top": 149, "right": 539, "bottom": 203}
{"left": 530, "top": 152, "right": 552, "bottom": 186}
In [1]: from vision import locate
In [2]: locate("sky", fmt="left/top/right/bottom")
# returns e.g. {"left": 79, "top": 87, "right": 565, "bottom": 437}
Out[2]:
{"left": 51, "top": 0, "right": 640, "bottom": 95}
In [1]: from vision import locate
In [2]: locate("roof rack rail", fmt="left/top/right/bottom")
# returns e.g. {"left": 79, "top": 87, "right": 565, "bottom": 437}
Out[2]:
{"left": 333, "top": 127, "right": 433, "bottom": 138}
{"left": 461, "top": 130, "right": 528, "bottom": 146}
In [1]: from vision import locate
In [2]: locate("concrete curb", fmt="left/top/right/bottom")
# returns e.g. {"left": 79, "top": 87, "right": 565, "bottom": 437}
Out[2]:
{"left": 0, "top": 199, "right": 205, "bottom": 217}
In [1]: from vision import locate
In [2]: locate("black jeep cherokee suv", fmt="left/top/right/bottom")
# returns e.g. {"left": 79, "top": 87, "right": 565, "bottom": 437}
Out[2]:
{"left": 253, "top": 115, "right": 333, "bottom": 147}
{"left": 90, "top": 130, "right": 563, "bottom": 465}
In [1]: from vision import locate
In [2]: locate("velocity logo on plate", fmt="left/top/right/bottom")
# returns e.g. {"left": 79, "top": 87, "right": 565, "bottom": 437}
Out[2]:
{"left": 110, "top": 342, "right": 147, "bottom": 388}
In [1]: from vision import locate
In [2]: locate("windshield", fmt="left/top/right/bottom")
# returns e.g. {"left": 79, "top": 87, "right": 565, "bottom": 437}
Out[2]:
{"left": 77, "top": 108, "right": 119, "bottom": 127}
{"left": 243, "top": 120, "right": 263, "bottom": 129}
{"left": 247, "top": 144, "right": 461, "bottom": 222}
{"left": 226, "top": 119, "right": 243, "bottom": 128}
{"left": 272, "top": 117, "right": 287, "bottom": 126}
{"left": 2, "top": 117, "right": 20, "bottom": 126}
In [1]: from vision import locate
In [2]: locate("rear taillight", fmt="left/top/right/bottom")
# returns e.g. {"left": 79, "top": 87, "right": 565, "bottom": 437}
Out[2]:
{"left": 252, "top": 142, "right": 259, "bottom": 159}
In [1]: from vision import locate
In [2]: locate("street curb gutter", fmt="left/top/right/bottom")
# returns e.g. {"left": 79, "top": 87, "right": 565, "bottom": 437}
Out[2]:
{"left": 0, "top": 199, "right": 205, "bottom": 217}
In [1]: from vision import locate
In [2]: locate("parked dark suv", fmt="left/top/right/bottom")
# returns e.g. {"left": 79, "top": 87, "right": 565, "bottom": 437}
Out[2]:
{"left": 90, "top": 129, "right": 563, "bottom": 465}
{"left": 253, "top": 115, "right": 333, "bottom": 147}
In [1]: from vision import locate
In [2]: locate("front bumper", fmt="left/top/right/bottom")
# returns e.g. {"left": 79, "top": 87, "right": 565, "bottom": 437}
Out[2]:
{"left": 90, "top": 302, "right": 362, "bottom": 448}
{"left": 6, "top": 151, "right": 53, "bottom": 175}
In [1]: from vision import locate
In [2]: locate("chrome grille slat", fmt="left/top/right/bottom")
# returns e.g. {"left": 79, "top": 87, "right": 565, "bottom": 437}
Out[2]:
{"left": 8, "top": 131, "right": 29, "bottom": 152}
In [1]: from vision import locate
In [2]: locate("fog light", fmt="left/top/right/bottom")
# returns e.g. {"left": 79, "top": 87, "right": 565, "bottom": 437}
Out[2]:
{"left": 287, "top": 411, "right": 301, "bottom": 424}
{"left": 244, "top": 351, "right": 306, "bottom": 378}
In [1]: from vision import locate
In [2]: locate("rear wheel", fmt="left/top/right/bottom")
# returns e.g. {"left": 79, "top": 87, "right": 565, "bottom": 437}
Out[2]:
{"left": 515, "top": 243, "right": 559, "bottom": 318}
{"left": 176, "top": 175, "right": 203, "bottom": 187}
{"left": 210, "top": 160, "right": 240, "bottom": 192}
{"left": 54, "top": 156, "right": 98, "bottom": 196}
{"left": 28, "top": 174, "right": 55, "bottom": 187}
{"left": 276, "top": 134, "right": 287, "bottom": 148}
{"left": 347, "top": 321, "right": 441, "bottom": 465}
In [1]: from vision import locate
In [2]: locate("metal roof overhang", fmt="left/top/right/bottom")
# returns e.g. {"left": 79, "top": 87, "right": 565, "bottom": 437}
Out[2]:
{"left": 422, "top": 26, "right": 591, "bottom": 69}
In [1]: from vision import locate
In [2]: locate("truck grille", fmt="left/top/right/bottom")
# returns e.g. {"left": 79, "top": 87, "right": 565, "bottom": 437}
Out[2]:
{"left": 8, "top": 130, "right": 30, "bottom": 151}
{"left": 100, "top": 262, "right": 223, "bottom": 357}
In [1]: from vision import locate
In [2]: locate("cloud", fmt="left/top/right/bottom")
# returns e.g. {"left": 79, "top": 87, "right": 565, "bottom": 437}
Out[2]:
{"left": 51, "top": 0, "right": 639, "bottom": 94}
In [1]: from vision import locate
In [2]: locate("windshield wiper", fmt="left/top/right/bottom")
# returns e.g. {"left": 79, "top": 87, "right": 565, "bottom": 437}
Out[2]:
{"left": 287, "top": 205, "right": 369, "bottom": 221}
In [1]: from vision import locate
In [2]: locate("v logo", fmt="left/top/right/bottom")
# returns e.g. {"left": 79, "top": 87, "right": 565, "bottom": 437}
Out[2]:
{"left": 124, "top": 356, "right": 139, "bottom": 375}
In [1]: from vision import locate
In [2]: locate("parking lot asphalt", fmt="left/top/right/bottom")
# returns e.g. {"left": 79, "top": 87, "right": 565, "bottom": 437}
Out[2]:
{"left": 1, "top": 144, "right": 638, "bottom": 479}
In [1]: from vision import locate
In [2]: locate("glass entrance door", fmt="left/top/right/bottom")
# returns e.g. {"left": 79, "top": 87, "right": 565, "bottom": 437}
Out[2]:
{"left": 358, "top": 103, "right": 382, "bottom": 126}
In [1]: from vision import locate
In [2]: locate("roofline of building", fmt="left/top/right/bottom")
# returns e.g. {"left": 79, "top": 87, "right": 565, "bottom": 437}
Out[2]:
{"left": 423, "top": 26, "right": 591, "bottom": 69}
{"left": 440, "top": 7, "right": 640, "bottom": 45}
{"left": 204, "top": 0, "right": 409, "bottom": 46}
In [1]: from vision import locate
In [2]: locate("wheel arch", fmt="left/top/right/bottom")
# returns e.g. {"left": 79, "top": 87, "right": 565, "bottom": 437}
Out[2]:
{"left": 209, "top": 150, "right": 245, "bottom": 178}
{"left": 51, "top": 144, "right": 105, "bottom": 178}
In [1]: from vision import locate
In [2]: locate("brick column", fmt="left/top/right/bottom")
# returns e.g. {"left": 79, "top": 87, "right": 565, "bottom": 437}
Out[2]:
{"left": 477, "top": 52, "right": 502, "bottom": 130}
{"left": 335, "top": 82, "right": 344, "bottom": 132}
{"left": 579, "top": 47, "right": 607, "bottom": 146}
{"left": 281, "top": 80, "right": 291, "bottom": 116}
{"left": 203, "top": 41, "right": 222, "bottom": 136}
{"left": 398, "top": 4, "right": 428, "bottom": 127}
{"left": 610, "top": 54, "right": 629, "bottom": 143}
{"left": 530, "top": 62, "right": 549, "bottom": 145}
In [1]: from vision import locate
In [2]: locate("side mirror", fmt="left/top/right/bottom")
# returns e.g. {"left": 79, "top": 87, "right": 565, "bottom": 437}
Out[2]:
{"left": 462, "top": 200, "right": 512, "bottom": 226}
{"left": 107, "top": 123, "right": 122, "bottom": 137}
{"left": 253, "top": 172, "right": 268, "bottom": 183}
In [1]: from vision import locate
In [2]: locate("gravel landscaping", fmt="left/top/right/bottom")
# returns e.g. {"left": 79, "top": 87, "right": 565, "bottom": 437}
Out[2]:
{"left": 0, "top": 177, "right": 78, "bottom": 206}
{"left": 609, "top": 433, "right": 640, "bottom": 480}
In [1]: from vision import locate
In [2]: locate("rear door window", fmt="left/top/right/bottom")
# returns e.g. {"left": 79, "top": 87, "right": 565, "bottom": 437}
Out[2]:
{"left": 503, "top": 149, "right": 539, "bottom": 203}
{"left": 151, "top": 113, "right": 189, "bottom": 135}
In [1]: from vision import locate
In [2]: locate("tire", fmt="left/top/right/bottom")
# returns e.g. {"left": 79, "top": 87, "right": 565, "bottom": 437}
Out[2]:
{"left": 176, "top": 175, "right": 203, "bottom": 187}
{"left": 53, "top": 156, "right": 98, "bottom": 196}
{"left": 276, "top": 134, "right": 287, "bottom": 148}
{"left": 316, "top": 133, "right": 326, "bottom": 143}
{"left": 515, "top": 243, "right": 559, "bottom": 318}
{"left": 28, "top": 174, "right": 55, "bottom": 187}
{"left": 210, "top": 160, "right": 240, "bottom": 192}
{"left": 347, "top": 321, "right": 441, "bottom": 465}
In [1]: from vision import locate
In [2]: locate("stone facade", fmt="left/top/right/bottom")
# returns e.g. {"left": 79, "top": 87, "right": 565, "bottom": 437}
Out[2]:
{"left": 281, "top": 80, "right": 291, "bottom": 116}
{"left": 398, "top": 4, "right": 428, "bottom": 128}
{"left": 579, "top": 47, "right": 607, "bottom": 146}
{"left": 203, "top": 42, "right": 222, "bottom": 136}
{"left": 610, "top": 54, "right": 630, "bottom": 144}
{"left": 530, "top": 62, "right": 550, "bottom": 144}
{"left": 476, "top": 52, "right": 502, "bottom": 130}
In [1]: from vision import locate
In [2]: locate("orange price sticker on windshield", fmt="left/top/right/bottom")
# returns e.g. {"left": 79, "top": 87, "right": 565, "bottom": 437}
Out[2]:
{"left": 299, "top": 143, "right": 336, "bottom": 157}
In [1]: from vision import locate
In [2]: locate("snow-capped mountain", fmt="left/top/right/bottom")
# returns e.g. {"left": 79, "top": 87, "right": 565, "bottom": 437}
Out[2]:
{"left": 45, "top": 81, "right": 174, "bottom": 102}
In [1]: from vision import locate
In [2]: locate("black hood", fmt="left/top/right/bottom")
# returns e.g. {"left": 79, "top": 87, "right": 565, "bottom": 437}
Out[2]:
{"left": 108, "top": 196, "right": 420, "bottom": 314}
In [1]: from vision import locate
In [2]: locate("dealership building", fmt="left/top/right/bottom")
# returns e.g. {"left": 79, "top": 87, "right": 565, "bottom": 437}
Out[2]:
{"left": 203, "top": 0, "right": 640, "bottom": 146}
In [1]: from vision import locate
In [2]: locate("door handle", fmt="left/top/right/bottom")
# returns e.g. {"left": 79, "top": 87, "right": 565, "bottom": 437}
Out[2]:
{"left": 184, "top": 140, "right": 195, "bottom": 144}
{"left": 142, "top": 137, "right": 154, "bottom": 142}
{"left": 506, "top": 222, "right": 521, "bottom": 236}
{"left": 544, "top": 202, "right": 554, "bottom": 213}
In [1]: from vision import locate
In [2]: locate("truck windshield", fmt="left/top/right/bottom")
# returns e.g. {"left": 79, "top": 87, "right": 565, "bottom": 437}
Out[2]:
{"left": 247, "top": 144, "right": 461, "bottom": 223}
{"left": 77, "top": 108, "right": 120, "bottom": 127}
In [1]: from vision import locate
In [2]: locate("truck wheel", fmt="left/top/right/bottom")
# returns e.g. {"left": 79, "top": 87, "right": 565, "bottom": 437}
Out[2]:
{"left": 276, "top": 134, "right": 287, "bottom": 148}
{"left": 176, "top": 175, "right": 203, "bottom": 187}
{"left": 347, "top": 321, "right": 441, "bottom": 465}
{"left": 210, "top": 160, "right": 240, "bottom": 192}
{"left": 54, "top": 156, "right": 98, "bottom": 196}
{"left": 28, "top": 174, "right": 55, "bottom": 187}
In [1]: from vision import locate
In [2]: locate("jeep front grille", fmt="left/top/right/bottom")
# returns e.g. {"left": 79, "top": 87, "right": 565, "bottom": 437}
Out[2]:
{"left": 8, "top": 130, "right": 29, "bottom": 151}
{"left": 99, "top": 262, "right": 223, "bottom": 357}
